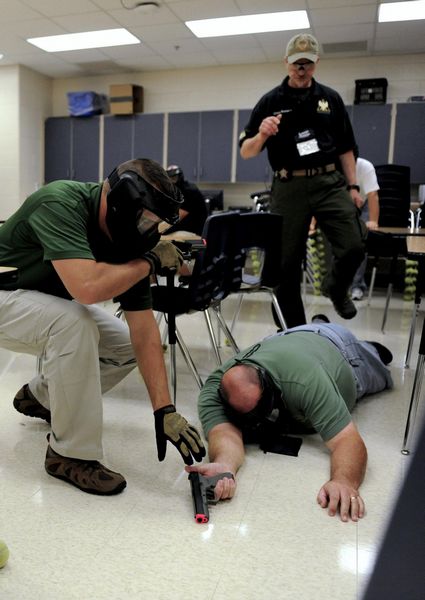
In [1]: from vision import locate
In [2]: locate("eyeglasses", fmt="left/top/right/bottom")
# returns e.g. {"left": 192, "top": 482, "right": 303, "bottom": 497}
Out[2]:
{"left": 292, "top": 61, "right": 315, "bottom": 69}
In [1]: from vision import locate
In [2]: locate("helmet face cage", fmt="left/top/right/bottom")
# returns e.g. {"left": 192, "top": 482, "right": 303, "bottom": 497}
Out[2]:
{"left": 105, "top": 168, "right": 183, "bottom": 250}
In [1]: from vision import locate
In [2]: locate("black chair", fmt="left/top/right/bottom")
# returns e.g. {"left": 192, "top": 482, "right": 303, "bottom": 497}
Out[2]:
{"left": 200, "top": 189, "right": 224, "bottom": 215}
{"left": 223, "top": 212, "right": 287, "bottom": 338}
{"left": 366, "top": 164, "right": 411, "bottom": 332}
{"left": 149, "top": 211, "right": 240, "bottom": 402}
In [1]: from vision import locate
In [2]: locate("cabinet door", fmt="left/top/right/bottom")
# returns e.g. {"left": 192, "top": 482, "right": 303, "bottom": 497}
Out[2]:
{"left": 199, "top": 110, "right": 233, "bottom": 182}
{"left": 351, "top": 104, "right": 392, "bottom": 165}
{"left": 133, "top": 114, "right": 164, "bottom": 165}
{"left": 393, "top": 103, "right": 425, "bottom": 183}
{"left": 103, "top": 115, "right": 134, "bottom": 178}
{"left": 45, "top": 117, "right": 72, "bottom": 182}
{"left": 167, "top": 112, "right": 200, "bottom": 179}
{"left": 72, "top": 117, "right": 100, "bottom": 182}
{"left": 235, "top": 109, "right": 271, "bottom": 183}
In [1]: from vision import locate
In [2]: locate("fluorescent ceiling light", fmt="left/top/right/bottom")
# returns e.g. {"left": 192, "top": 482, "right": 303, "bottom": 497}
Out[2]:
{"left": 27, "top": 28, "right": 140, "bottom": 52}
{"left": 186, "top": 11, "right": 309, "bottom": 38}
{"left": 379, "top": 0, "right": 425, "bottom": 22}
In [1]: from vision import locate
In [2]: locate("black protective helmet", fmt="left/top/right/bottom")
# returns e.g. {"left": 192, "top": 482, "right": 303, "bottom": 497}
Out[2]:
{"left": 166, "top": 164, "right": 184, "bottom": 185}
{"left": 106, "top": 159, "right": 183, "bottom": 254}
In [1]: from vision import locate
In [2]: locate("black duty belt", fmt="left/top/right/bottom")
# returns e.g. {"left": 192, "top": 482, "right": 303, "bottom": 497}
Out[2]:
{"left": 275, "top": 163, "right": 336, "bottom": 180}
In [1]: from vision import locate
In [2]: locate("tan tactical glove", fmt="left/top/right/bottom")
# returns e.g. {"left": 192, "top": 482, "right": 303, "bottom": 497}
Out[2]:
{"left": 154, "top": 405, "right": 206, "bottom": 466}
{"left": 144, "top": 241, "right": 184, "bottom": 274}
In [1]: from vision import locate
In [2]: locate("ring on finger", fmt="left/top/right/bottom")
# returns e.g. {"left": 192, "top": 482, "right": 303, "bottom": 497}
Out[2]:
{"left": 350, "top": 496, "right": 358, "bottom": 501}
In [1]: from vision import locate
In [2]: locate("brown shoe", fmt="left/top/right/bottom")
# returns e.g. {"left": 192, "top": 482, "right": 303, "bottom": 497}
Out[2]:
{"left": 14, "top": 384, "right": 51, "bottom": 423}
{"left": 45, "top": 437, "right": 126, "bottom": 496}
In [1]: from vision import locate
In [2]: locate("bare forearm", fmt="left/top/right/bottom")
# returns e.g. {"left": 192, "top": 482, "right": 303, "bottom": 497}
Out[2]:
{"left": 367, "top": 191, "right": 380, "bottom": 224}
{"left": 53, "top": 258, "right": 151, "bottom": 304}
{"left": 207, "top": 423, "right": 245, "bottom": 474}
{"left": 330, "top": 435, "right": 367, "bottom": 488}
{"left": 126, "top": 310, "right": 172, "bottom": 411}
{"left": 240, "top": 134, "right": 268, "bottom": 159}
{"left": 339, "top": 150, "right": 357, "bottom": 185}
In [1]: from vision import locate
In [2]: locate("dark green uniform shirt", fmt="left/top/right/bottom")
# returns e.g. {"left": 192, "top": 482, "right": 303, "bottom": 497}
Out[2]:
{"left": 198, "top": 332, "right": 356, "bottom": 442}
{"left": 0, "top": 180, "right": 151, "bottom": 310}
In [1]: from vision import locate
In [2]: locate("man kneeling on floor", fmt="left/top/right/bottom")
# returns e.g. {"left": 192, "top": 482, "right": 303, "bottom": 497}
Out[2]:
{"left": 186, "top": 315, "right": 393, "bottom": 522}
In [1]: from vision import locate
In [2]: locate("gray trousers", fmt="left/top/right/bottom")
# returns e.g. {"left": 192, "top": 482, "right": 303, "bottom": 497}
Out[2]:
{"left": 0, "top": 289, "right": 137, "bottom": 460}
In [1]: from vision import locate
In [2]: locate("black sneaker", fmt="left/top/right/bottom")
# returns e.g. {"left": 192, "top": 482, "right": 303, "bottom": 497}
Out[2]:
{"left": 332, "top": 296, "right": 357, "bottom": 320}
{"left": 366, "top": 342, "right": 393, "bottom": 365}
{"left": 45, "top": 435, "right": 127, "bottom": 495}
{"left": 14, "top": 384, "right": 51, "bottom": 423}
{"left": 311, "top": 314, "right": 330, "bottom": 324}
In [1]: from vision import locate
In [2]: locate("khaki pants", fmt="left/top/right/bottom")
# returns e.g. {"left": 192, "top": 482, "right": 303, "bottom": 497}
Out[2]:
{"left": 0, "top": 290, "right": 136, "bottom": 460}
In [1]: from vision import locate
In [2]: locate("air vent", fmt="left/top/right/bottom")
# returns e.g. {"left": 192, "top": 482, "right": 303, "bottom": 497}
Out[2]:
{"left": 76, "top": 61, "right": 128, "bottom": 75}
{"left": 322, "top": 41, "right": 368, "bottom": 54}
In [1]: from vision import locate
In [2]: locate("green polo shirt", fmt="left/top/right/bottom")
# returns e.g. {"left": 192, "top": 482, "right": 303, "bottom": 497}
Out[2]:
{"left": 0, "top": 180, "right": 151, "bottom": 309}
{"left": 198, "top": 332, "right": 356, "bottom": 442}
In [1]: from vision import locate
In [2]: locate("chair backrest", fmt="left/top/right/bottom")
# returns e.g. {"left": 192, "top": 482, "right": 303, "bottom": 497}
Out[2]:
{"left": 375, "top": 164, "right": 411, "bottom": 227}
{"left": 200, "top": 189, "right": 224, "bottom": 215}
{"left": 188, "top": 211, "right": 239, "bottom": 310}
{"left": 228, "top": 212, "right": 284, "bottom": 291}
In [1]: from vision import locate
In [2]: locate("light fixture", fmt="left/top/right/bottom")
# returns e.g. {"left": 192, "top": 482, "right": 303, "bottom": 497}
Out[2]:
{"left": 185, "top": 10, "right": 309, "bottom": 38}
{"left": 379, "top": 0, "right": 425, "bottom": 22}
{"left": 120, "top": 1, "right": 160, "bottom": 11}
{"left": 27, "top": 28, "right": 140, "bottom": 52}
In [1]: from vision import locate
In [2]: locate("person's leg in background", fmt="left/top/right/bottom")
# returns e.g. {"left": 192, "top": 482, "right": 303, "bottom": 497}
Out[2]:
{"left": 314, "top": 172, "right": 367, "bottom": 318}
{"left": 350, "top": 254, "right": 368, "bottom": 300}
{"left": 270, "top": 176, "right": 312, "bottom": 328}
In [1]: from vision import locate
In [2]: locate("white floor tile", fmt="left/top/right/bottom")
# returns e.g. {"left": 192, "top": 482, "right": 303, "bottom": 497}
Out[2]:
{"left": 0, "top": 291, "right": 421, "bottom": 599}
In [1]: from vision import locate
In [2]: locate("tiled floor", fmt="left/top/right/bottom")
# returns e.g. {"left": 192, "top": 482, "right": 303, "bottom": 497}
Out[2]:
{"left": 0, "top": 290, "right": 423, "bottom": 600}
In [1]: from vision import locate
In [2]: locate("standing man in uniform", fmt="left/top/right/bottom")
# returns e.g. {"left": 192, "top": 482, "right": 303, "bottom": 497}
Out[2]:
{"left": 239, "top": 33, "right": 366, "bottom": 327}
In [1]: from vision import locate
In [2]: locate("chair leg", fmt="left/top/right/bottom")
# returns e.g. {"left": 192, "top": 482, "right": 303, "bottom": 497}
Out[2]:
{"left": 404, "top": 302, "right": 420, "bottom": 368}
{"left": 169, "top": 342, "right": 177, "bottom": 405}
{"left": 270, "top": 291, "right": 287, "bottom": 331}
{"left": 381, "top": 283, "right": 393, "bottom": 333}
{"left": 175, "top": 326, "right": 203, "bottom": 389}
{"left": 402, "top": 353, "right": 425, "bottom": 455}
{"left": 212, "top": 304, "right": 240, "bottom": 354}
{"left": 229, "top": 294, "right": 244, "bottom": 334}
{"left": 367, "top": 266, "right": 377, "bottom": 306}
{"left": 203, "top": 309, "right": 222, "bottom": 366}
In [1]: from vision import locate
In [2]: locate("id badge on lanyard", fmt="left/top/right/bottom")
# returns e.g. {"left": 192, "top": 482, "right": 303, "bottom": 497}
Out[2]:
{"left": 295, "top": 129, "right": 320, "bottom": 156}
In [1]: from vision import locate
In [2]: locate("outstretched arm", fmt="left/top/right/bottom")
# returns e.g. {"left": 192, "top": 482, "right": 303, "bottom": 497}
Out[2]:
{"left": 126, "top": 309, "right": 205, "bottom": 465}
{"left": 317, "top": 421, "right": 367, "bottom": 522}
{"left": 186, "top": 422, "right": 244, "bottom": 500}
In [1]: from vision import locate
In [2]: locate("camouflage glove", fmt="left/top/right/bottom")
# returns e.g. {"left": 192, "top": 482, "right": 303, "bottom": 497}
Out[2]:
{"left": 144, "top": 241, "right": 184, "bottom": 275}
{"left": 154, "top": 405, "right": 206, "bottom": 466}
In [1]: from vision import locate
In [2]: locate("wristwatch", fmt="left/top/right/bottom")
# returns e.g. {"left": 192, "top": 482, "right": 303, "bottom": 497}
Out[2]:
{"left": 346, "top": 184, "right": 360, "bottom": 192}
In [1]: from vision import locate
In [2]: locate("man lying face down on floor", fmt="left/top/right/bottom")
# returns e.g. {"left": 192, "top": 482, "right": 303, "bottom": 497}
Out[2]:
{"left": 186, "top": 315, "right": 393, "bottom": 522}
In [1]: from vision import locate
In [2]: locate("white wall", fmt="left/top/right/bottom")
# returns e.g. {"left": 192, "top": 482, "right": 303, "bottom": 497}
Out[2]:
{"left": 0, "top": 65, "right": 51, "bottom": 219}
{"left": 51, "top": 53, "right": 425, "bottom": 116}
{"left": 0, "top": 66, "right": 20, "bottom": 218}
{"left": 1, "top": 52, "right": 425, "bottom": 217}
{"left": 18, "top": 66, "right": 52, "bottom": 203}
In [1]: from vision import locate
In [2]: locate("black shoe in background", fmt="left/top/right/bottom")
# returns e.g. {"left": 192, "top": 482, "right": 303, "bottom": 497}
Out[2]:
{"left": 366, "top": 341, "right": 393, "bottom": 365}
{"left": 311, "top": 314, "right": 330, "bottom": 324}
{"left": 332, "top": 296, "right": 357, "bottom": 320}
